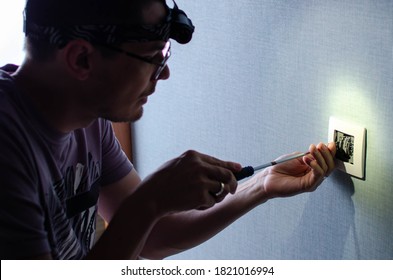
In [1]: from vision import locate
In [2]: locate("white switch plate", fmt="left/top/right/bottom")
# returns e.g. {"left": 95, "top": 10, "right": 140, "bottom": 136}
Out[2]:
{"left": 328, "top": 117, "right": 367, "bottom": 180}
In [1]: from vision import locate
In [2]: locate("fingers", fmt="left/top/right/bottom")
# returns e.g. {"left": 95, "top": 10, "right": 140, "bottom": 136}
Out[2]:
{"left": 198, "top": 152, "right": 242, "bottom": 174}
{"left": 181, "top": 150, "right": 240, "bottom": 193}
{"left": 305, "top": 142, "right": 336, "bottom": 178}
{"left": 209, "top": 181, "right": 227, "bottom": 203}
{"left": 177, "top": 150, "right": 241, "bottom": 208}
{"left": 194, "top": 175, "right": 233, "bottom": 209}
{"left": 206, "top": 165, "right": 238, "bottom": 195}
{"left": 327, "top": 142, "right": 337, "bottom": 158}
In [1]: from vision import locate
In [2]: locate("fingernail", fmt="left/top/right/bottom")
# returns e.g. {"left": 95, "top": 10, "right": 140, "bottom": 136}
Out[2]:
{"left": 305, "top": 157, "right": 314, "bottom": 165}
{"left": 234, "top": 163, "right": 242, "bottom": 171}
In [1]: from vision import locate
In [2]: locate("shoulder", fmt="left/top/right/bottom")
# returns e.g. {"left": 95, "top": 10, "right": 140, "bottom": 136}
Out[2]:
{"left": 0, "top": 69, "right": 31, "bottom": 143}
{"left": 0, "top": 65, "right": 27, "bottom": 127}
{"left": 0, "top": 65, "right": 17, "bottom": 108}
{"left": 0, "top": 64, "right": 18, "bottom": 95}
{"left": 0, "top": 70, "right": 26, "bottom": 142}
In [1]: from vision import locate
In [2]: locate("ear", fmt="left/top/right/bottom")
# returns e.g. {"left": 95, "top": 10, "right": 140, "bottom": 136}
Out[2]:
{"left": 61, "top": 40, "right": 95, "bottom": 81}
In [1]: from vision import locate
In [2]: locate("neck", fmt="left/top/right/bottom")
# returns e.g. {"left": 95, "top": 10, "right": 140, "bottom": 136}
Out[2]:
{"left": 12, "top": 59, "right": 96, "bottom": 133}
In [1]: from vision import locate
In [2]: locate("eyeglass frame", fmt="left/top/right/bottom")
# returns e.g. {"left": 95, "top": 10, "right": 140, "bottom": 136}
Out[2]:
{"left": 99, "top": 40, "right": 171, "bottom": 80}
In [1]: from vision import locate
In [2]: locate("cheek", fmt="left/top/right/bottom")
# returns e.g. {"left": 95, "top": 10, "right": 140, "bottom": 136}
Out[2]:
{"left": 117, "top": 79, "right": 147, "bottom": 104}
{"left": 114, "top": 74, "right": 151, "bottom": 109}
{"left": 95, "top": 59, "right": 152, "bottom": 107}
{"left": 116, "top": 65, "right": 151, "bottom": 94}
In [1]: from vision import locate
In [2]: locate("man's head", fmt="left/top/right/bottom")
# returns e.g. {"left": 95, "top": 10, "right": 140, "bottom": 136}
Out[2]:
{"left": 19, "top": 0, "right": 195, "bottom": 125}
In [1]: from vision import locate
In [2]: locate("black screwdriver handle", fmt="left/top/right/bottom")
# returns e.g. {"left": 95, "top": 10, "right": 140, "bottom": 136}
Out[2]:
{"left": 234, "top": 166, "right": 254, "bottom": 181}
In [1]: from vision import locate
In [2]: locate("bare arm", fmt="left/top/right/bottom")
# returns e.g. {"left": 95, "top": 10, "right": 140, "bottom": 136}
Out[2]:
{"left": 140, "top": 142, "right": 336, "bottom": 259}
{"left": 90, "top": 143, "right": 334, "bottom": 259}
{"left": 88, "top": 169, "right": 161, "bottom": 259}
{"left": 90, "top": 150, "right": 242, "bottom": 259}
{"left": 140, "top": 177, "right": 263, "bottom": 259}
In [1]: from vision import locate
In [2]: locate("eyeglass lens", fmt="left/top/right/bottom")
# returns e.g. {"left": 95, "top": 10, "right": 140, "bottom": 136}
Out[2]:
{"left": 153, "top": 41, "right": 171, "bottom": 80}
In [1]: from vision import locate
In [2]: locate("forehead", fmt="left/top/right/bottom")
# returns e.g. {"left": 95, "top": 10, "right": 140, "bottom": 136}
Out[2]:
{"left": 122, "top": 40, "right": 168, "bottom": 53}
{"left": 141, "top": 1, "right": 167, "bottom": 25}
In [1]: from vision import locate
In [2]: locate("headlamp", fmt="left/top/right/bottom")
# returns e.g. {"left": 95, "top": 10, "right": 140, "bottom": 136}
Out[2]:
{"left": 168, "top": 1, "right": 195, "bottom": 44}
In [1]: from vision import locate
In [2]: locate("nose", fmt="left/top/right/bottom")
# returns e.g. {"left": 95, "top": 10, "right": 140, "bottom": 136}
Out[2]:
{"left": 157, "top": 65, "right": 170, "bottom": 81}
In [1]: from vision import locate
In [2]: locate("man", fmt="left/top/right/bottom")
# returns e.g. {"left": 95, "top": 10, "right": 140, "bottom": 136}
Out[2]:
{"left": 0, "top": 0, "right": 336, "bottom": 259}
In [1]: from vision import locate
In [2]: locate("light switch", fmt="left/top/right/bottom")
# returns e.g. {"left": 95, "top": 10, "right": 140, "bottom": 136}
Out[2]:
{"left": 328, "top": 117, "right": 367, "bottom": 180}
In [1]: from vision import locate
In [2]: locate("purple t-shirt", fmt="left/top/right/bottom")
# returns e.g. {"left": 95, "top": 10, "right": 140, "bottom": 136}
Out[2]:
{"left": 0, "top": 65, "right": 133, "bottom": 259}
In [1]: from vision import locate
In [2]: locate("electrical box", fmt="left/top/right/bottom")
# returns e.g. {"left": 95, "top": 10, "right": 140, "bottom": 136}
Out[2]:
{"left": 328, "top": 117, "right": 367, "bottom": 180}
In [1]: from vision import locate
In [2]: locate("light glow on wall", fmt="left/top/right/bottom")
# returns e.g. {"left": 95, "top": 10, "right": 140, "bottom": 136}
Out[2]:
{"left": 327, "top": 74, "right": 375, "bottom": 122}
{"left": 326, "top": 71, "right": 393, "bottom": 220}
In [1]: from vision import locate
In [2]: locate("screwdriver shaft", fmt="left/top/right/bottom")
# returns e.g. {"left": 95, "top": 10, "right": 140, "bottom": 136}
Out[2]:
{"left": 253, "top": 152, "right": 310, "bottom": 171}
{"left": 234, "top": 151, "right": 310, "bottom": 181}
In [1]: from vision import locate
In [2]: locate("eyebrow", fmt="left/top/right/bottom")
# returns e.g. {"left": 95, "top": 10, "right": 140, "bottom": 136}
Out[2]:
{"left": 149, "top": 42, "right": 167, "bottom": 51}
{"left": 125, "top": 41, "right": 167, "bottom": 55}
{"left": 135, "top": 42, "right": 167, "bottom": 56}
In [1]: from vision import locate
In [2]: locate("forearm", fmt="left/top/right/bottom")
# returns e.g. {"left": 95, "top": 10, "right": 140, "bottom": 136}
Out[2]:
{"left": 141, "top": 175, "right": 269, "bottom": 259}
{"left": 87, "top": 186, "right": 162, "bottom": 260}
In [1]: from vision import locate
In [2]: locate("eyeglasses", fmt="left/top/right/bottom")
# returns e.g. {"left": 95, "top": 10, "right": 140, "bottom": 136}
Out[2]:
{"left": 101, "top": 41, "right": 171, "bottom": 80}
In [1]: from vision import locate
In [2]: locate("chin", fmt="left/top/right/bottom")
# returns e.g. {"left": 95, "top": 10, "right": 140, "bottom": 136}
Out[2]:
{"left": 108, "top": 107, "right": 144, "bottom": 123}
{"left": 131, "top": 108, "right": 144, "bottom": 122}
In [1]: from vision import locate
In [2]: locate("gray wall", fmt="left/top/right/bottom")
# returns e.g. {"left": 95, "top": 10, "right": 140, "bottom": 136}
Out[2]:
{"left": 133, "top": 0, "right": 393, "bottom": 259}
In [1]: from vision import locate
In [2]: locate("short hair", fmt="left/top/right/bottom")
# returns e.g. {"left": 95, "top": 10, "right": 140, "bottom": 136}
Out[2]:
{"left": 24, "top": 36, "right": 119, "bottom": 62}
{"left": 25, "top": 0, "right": 154, "bottom": 26}
{"left": 24, "top": 36, "right": 57, "bottom": 62}
{"left": 23, "top": 0, "right": 194, "bottom": 60}
{"left": 24, "top": 0, "right": 166, "bottom": 60}
{"left": 24, "top": 0, "right": 169, "bottom": 45}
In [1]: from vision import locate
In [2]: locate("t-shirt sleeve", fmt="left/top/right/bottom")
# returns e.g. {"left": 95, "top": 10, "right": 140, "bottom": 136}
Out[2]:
{"left": 99, "top": 119, "right": 133, "bottom": 186}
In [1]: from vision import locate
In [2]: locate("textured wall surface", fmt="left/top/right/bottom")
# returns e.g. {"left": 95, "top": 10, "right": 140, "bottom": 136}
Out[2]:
{"left": 133, "top": 0, "right": 393, "bottom": 259}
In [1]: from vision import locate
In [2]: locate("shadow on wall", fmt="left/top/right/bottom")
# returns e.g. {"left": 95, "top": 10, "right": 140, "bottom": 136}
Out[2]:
{"left": 281, "top": 171, "right": 359, "bottom": 259}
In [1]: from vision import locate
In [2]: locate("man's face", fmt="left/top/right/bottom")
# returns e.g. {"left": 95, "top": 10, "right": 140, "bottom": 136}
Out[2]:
{"left": 93, "top": 0, "right": 170, "bottom": 122}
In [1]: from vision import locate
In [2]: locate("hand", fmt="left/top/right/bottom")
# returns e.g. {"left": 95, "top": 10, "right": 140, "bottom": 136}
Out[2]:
{"left": 259, "top": 142, "right": 336, "bottom": 199}
{"left": 140, "top": 150, "right": 242, "bottom": 215}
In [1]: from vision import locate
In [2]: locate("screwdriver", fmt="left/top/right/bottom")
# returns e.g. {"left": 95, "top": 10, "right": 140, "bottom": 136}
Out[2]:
{"left": 234, "top": 152, "right": 310, "bottom": 181}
